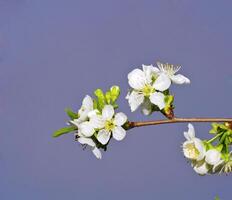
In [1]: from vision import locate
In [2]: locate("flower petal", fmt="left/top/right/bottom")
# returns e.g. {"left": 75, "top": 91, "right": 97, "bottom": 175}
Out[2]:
{"left": 77, "top": 110, "right": 89, "bottom": 122}
{"left": 102, "top": 105, "right": 114, "bottom": 120}
{"left": 142, "top": 64, "right": 160, "bottom": 84}
{"left": 112, "top": 126, "right": 126, "bottom": 141}
{"left": 184, "top": 123, "right": 195, "bottom": 140}
{"left": 149, "top": 92, "right": 165, "bottom": 110}
{"left": 113, "top": 112, "right": 127, "bottom": 126}
{"left": 141, "top": 98, "right": 152, "bottom": 115}
{"left": 193, "top": 138, "right": 206, "bottom": 161}
{"left": 128, "top": 69, "right": 146, "bottom": 90}
{"left": 127, "top": 91, "right": 144, "bottom": 112}
{"left": 87, "top": 109, "right": 99, "bottom": 118}
{"left": 77, "top": 137, "right": 95, "bottom": 147}
{"left": 82, "top": 95, "right": 93, "bottom": 110}
{"left": 79, "top": 122, "right": 95, "bottom": 137}
{"left": 183, "top": 141, "right": 194, "bottom": 159}
{"left": 89, "top": 115, "right": 105, "bottom": 129}
{"left": 153, "top": 73, "right": 171, "bottom": 91}
{"left": 97, "top": 129, "right": 111, "bottom": 145}
{"left": 171, "top": 74, "right": 190, "bottom": 84}
{"left": 205, "top": 149, "right": 221, "bottom": 166}
{"left": 193, "top": 161, "right": 208, "bottom": 176}
{"left": 70, "top": 119, "right": 82, "bottom": 127}
{"left": 92, "top": 147, "right": 102, "bottom": 159}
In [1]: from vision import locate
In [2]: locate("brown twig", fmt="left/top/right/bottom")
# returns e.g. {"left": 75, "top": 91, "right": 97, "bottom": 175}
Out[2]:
{"left": 127, "top": 117, "right": 232, "bottom": 130}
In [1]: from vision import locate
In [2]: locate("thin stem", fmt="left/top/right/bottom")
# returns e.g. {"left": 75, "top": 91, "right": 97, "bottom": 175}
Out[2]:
{"left": 128, "top": 117, "right": 232, "bottom": 129}
{"left": 207, "top": 132, "right": 223, "bottom": 144}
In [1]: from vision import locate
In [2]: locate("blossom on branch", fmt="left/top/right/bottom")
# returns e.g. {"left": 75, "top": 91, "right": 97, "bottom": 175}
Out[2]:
{"left": 155, "top": 62, "right": 190, "bottom": 84}
{"left": 53, "top": 86, "right": 128, "bottom": 159}
{"left": 183, "top": 123, "right": 232, "bottom": 175}
{"left": 182, "top": 123, "right": 206, "bottom": 161}
{"left": 126, "top": 62, "right": 189, "bottom": 116}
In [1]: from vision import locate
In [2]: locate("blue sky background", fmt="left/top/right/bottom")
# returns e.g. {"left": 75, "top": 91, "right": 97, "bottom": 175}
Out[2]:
{"left": 0, "top": 1, "right": 232, "bottom": 199}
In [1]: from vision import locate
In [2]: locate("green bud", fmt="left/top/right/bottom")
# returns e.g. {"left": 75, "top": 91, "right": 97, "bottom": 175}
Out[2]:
{"left": 105, "top": 91, "right": 111, "bottom": 104}
{"left": 93, "top": 99, "right": 98, "bottom": 109}
{"left": 164, "top": 95, "right": 174, "bottom": 106}
{"left": 94, "top": 88, "right": 105, "bottom": 110}
{"left": 110, "top": 85, "right": 120, "bottom": 103}
{"left": 94, "top": 89, "right": 105, "bottom": 102}
{"left": 163, "top": 95, "right": 174, "bottom": 119}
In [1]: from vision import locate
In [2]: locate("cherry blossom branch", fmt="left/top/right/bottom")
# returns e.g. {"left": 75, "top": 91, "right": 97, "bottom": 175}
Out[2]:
{"left": 127, "top": 118, "right": 232, "bottom": 129}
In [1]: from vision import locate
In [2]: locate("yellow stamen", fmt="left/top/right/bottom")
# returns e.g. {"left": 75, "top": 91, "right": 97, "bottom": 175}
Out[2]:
{"left": 184, "top": 143, "right": 199, "bottom": 159}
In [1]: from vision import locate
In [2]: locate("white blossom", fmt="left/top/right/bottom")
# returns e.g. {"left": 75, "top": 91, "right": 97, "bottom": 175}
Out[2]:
{"left": 155, "top": 62, "right": 190, "bottom": 84}
{"left": 205, "top": 149, "right": 222, "bottom": 166}
{"left": 193, "top": 161, "right": 209, "bottom": 175}
{"left": 90, "top": 105, "right": 127, "bottom": 145}
{"left": 127, "top": 65, "right": 171, "bottom": 113}
{"left": 182, "top": 124, "right": 206, "bottom": 161}
{"left": 70, "top": 95, "right": 94, "bottom": 126}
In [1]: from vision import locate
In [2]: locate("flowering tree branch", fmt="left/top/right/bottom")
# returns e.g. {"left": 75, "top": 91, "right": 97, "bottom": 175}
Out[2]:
{"left": 53, "top": 61, "right": 232, "bottom": 176}
{"left": 127, "top": 118, "right": 232, "bottom": 130}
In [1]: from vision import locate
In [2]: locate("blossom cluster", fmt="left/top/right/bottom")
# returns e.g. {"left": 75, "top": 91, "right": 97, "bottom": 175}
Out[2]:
{"left": 53, "top": 60, "right": 232, "bottom": 178}
{"left": 53, "top": 86, "right": 128, "bottom": 159}
{"left": 183, "top": 123, "right": 232, "bottom": 175}
{"left": 126, "top": 62, "right": 190, "bottom": 117}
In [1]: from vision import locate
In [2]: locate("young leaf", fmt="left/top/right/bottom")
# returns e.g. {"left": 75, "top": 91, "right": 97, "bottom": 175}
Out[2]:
{"left": 52, "top": 126, "right": 77, "bottom": 137}
{"left": 210, "top": 123, "right": 223, "bottom": 134}
{"left": 65, "top": 108, "right": 78, "bottom": 120}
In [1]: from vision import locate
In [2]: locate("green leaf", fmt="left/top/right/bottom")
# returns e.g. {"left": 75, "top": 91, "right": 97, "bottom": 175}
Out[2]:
{"left": 210, "top": 123, "right": 223, "bottom": 134}
{"left": 65, "top": 108, "right": 78, "bottom": 120}
{"left": 52, "top": 126, "right": 77, "bottom": 138}
{"left": 110, "top": 85, "right": 120, "bottom": 103}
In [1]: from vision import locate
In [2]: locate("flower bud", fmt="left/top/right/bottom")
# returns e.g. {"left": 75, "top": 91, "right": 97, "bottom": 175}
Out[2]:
{"left": 205, "top": 149, "right": 221, "bottom": 166}
{"left": 193, "top": 161, "right": 209, "bottom": 176}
